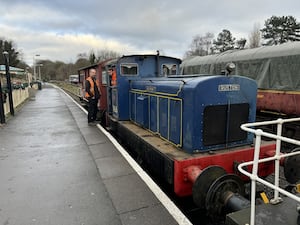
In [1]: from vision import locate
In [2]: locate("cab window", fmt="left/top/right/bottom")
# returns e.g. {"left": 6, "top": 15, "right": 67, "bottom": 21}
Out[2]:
{"left": 162, "top": 64, "right": 178, "bottom": 76}
{"left": 120, "top": 63, "right": 138, "bottom": 75}
{"left": 101, "top": 69, "right": 108, "bottom": 85}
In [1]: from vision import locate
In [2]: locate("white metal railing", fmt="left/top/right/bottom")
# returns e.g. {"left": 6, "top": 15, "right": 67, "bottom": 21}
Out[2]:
{"left": 238, "top": 118, "right": 300, "bottom": 225}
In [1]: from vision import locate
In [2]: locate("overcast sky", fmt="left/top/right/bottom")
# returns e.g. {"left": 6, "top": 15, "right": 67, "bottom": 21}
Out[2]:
{"left": 1, "top": 0, "right": 300, "bottom": 65}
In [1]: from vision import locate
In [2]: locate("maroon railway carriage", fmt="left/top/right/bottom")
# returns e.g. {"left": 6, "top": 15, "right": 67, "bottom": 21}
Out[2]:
{"left": 78, "top": 58, "right": 117, "bottom": 124}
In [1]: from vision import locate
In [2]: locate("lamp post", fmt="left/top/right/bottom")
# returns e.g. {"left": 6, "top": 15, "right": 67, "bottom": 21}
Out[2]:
{"left": 33, "top": 54, "right": 40, "bottom": 81}
{"left": 3, "top": 51, "right": 14, "bottom": 116}
{"left": 38, "top": 63, "right": 43, "bottom": 81}
{"left": 26, "top": 67, "right": 30, "bottom": 84}
{"left": 0, "top": 72, "right": 5, "bottom": 123}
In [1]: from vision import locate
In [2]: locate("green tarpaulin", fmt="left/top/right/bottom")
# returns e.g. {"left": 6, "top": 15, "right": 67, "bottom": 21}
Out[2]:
{"left": 181, "top": 42, "right": 300, "bottom": 91}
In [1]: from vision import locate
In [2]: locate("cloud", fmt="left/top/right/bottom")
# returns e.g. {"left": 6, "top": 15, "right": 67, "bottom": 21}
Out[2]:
{"left": 20, "top": 32, "right": 141, "bottom": 64}
{"left": 1, "top": 0, "right": 300, "bottom": 66}
{"left": 0, "top": 2, "right": 84, "bottom": 34}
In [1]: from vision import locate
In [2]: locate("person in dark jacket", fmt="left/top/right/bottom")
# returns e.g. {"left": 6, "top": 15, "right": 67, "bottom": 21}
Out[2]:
{"left": 85, "top": 68, "right": 100, "bottom": 125}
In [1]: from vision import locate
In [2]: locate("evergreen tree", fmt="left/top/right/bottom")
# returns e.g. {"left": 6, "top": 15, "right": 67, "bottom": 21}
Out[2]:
{"left": 236, "top": 38, "right": 247, "bottom": 49}
{"left": 211, "top": 29, "right": 236, "bottom": 53}
{"left": 0, "top": 39, "right": 20, "bottom": 66}
{"left": 89, "top": 50, "right": 96, "bottom": 65}
{"left": 261, "top": 15, "right": 300, "bottom": 45}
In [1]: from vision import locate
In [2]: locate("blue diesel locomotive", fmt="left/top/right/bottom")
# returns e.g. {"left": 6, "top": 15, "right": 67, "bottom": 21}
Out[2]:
{"left": 79, "top": 53, "right": 288, "bottom": 221}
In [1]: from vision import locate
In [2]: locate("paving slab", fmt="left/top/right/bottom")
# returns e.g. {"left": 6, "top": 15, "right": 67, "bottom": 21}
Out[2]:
{"left": 89, "top": 142, "right": 120, "bottom": 159}
{"left": 120, "top": 204, "right": 179, "bottom": 225}
{"left": 103, "top": 173, "right": 160, "bottom": 214}
{"left": 95, "top": 155, "right": 135, "bottom": 179}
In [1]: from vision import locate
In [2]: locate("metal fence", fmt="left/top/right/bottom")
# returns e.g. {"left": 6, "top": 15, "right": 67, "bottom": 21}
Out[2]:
{"left": 238, "top": 118, "right": 300, "bottom": 225}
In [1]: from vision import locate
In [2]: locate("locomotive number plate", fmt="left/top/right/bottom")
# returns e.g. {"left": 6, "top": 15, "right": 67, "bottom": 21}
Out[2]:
{"left": 218, "top": 84, "right": 240, "bottom": 91}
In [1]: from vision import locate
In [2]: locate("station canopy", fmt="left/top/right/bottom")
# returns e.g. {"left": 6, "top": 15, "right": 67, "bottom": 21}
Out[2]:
{"left": 0, "top": 65, "right": 25, "bottom": 76}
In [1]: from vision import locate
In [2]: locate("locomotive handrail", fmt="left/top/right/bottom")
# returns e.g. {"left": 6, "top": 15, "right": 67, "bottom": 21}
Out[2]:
{"left": 239, "top": 118, "right": 300, "bottom": 225}
{"left": 130, "top": 80, "right": 185, "bottom": 97}
{"left": 130, "top": 88, "right": 183, "bottom": 100}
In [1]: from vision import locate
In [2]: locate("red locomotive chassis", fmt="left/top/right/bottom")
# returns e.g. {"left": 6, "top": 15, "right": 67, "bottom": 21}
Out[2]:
{"left": 174, "top": 143, "right": 276, "bottom": 197}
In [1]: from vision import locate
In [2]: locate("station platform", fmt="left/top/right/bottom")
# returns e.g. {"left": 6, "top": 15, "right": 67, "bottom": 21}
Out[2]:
{"left": 0, "top": 85, "right": 191, "bottom": 225}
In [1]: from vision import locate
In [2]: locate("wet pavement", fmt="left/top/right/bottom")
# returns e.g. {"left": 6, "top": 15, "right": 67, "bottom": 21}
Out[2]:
{"left": 0, "top": 85, "right": 179, "bottom": 225}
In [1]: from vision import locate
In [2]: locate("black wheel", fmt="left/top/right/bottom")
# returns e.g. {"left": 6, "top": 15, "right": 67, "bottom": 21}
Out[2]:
{"left": 192, "top": 166, "right": 226, "bottom": 208}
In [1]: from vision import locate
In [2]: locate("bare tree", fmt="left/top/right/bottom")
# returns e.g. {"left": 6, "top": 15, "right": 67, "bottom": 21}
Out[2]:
{"left": 184, "top": 32, "right": 214, "bottom": 58}
{"left": 249, "top": 22, "right": 261, "bottom": 48}
{"left": 96, "top": 49, "right": 121, "bottom": 62}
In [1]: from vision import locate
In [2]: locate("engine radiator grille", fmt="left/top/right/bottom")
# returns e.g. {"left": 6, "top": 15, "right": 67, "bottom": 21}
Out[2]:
{"left": 203, "top": 103, "right": 249, "bottom": 146}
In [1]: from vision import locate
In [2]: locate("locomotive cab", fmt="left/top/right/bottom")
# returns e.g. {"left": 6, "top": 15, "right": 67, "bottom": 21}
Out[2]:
{"left": 105, "top": 54, "right": 181, "bottom": 121}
